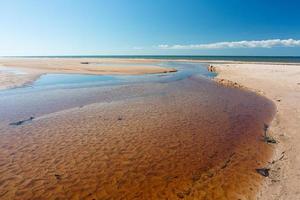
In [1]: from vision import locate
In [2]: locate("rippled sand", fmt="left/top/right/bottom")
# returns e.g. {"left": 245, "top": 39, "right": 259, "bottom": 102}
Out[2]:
{"left": 0, "top": 77, "right": 275, "bottom": 199}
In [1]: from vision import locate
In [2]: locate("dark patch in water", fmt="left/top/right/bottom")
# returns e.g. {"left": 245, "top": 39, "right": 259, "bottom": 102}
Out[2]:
{"left": 9, "top": 116, "right": 34, "bottom": 126}
{"left": 256, "top": 168, "right": 270, "bottom": 177}
{"left": 54, "top": 174, "right": 62, "bottom": 180}
{"left": 117, "top": 116, "right": 123, "bottom": 121}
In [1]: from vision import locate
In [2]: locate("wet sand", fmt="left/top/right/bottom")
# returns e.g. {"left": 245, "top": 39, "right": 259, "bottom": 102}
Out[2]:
{"left": 211, "top": 63, "right": 300, "bottom": 200}
{"left": 0, "top": 72, "right": 40, "bottom": 90}
{"left": 0, "top": 68, "right": 275, "bottom": 200}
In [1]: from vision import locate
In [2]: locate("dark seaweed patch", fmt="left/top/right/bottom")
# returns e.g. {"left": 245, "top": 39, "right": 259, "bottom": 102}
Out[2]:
{"left": 9, "top": 117, "right": 34, "bottom": 126}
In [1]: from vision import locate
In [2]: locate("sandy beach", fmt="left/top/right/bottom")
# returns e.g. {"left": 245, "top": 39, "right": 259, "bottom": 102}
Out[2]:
{"left": 210, "top": 63, "right": 300, "bottom": 200}
{"left": 0, "top": 58, "right": 298, "bottom": 199}
{"left": 0, "top": 58, "right": 176, "bottom": 90}
{"left": 1, "top": 0, "right": 299, "bottom": 198}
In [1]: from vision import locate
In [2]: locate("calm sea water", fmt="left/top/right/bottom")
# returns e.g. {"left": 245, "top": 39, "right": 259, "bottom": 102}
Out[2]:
{"left": 7, "top": 55, "right": 300, "bottom": 63}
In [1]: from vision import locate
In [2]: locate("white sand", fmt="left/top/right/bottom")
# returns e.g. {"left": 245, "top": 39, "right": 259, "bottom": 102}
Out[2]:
{"left": 211, "top": 63, "right": 300, "bottom": 200}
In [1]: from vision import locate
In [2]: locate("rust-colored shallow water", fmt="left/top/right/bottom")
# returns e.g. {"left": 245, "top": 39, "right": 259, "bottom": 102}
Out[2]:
{"left": 0, "top": 75, "right": 275, "bottom": 199}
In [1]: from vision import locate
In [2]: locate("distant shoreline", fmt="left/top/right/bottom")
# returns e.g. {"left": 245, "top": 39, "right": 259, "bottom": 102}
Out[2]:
{"left": 2, "top": 55, "right": 300, "bottom": 63}
{"left": 1, "top": 57, "right": 300, "bottom": 90}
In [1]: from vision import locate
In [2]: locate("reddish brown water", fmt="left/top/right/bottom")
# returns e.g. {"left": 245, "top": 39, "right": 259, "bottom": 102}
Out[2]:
{"left": 0, "top": 76, "right": 275, "bottom": 200}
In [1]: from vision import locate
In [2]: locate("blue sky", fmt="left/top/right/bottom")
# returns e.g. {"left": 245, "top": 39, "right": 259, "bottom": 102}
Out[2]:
{"left": 1, "top": 0, "right": 300, "bottom": 56}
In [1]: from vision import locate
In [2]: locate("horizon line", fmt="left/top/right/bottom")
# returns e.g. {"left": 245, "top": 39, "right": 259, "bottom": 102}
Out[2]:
{"left": 2, "top": 55, "right": 300, "bottom": 58}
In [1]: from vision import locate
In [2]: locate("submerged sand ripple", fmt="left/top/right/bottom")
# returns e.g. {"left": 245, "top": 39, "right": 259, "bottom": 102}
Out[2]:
{"left": 0, "top": 77, "right": 275, "bottom": 200}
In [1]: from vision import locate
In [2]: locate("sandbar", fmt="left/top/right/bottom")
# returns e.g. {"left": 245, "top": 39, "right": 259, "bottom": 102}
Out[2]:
{"left": 0, "top": 58, "right": 176, "bottom": 89}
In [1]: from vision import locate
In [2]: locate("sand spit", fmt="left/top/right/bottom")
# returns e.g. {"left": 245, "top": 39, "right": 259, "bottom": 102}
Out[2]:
{"left": 0, "top": 71, "right": 40, "bottom": 90}
{"left": 211, "top": 63, "right": 300, "bottom": 200}
{"left": 0, "top": 75, "right": 275, "bottom": 200}
{"left": 0, "top": 58, "right": 176, "bottom": 89}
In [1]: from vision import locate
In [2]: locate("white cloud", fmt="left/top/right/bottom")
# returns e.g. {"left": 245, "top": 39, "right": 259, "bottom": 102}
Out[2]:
{"left": 158, "top": 39, "right": 300, "bottom": 50}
